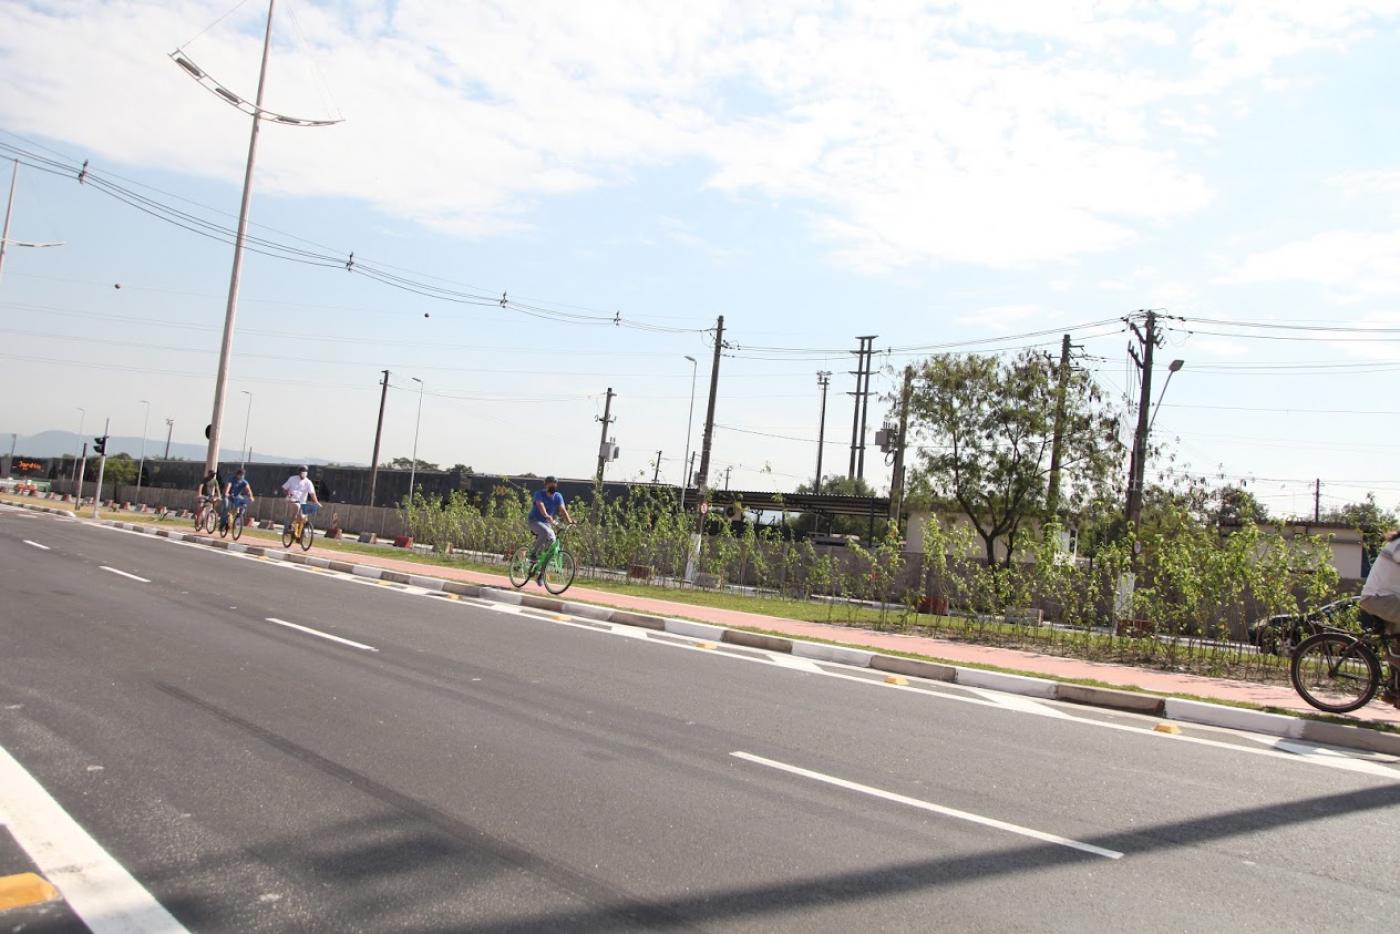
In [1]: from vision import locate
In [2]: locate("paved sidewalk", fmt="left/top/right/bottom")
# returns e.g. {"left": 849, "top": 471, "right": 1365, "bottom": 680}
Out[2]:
{"left": 272, "top": 536, "right": 1400, "bottom": 726}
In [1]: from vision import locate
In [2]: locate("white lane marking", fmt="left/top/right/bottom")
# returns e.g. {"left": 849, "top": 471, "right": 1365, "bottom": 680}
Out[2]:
{"left": 264, "top": 617, "right": 378, "bottom": 652}
{"left": 99, "top": 566, "right": 150, "bottom": 583}
{"left": 22, "top": 539, "right": 50, "bottom": 550}
{"left": 766, "top": 654, "right": 825, "bottom": 673}
{"left": 1237, "top": 734, "right": 1400, "bottom": 777}
{"left": 732, "top": 751, "right": 1122, "bottom": 860}
{"left": 0, "top": 743, "right": 190, "bottom": 933}
{"left": 962, "top": 686, "right": 1074, "bottom": 719}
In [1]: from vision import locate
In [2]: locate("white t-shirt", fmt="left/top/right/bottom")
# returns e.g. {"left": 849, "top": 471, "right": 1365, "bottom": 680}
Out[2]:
{"left": 1362, "top": 538, "right": 1400, "bottom": 598}
{"left": 282, "top": 475, "right": 315, "bottom": 504}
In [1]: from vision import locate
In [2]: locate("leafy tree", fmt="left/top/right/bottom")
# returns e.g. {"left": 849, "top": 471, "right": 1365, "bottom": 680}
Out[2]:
{"left": 91, "top": 452, "right": 137, "bottom": 488}
{"left": 790, "top": 475, "right": 882, "bottom": 538}
{"left": 1213, "top": 485, "right": 1270, "bottom": 526}
{"left": 906, "top": 350, "right": 1118, "bottom": 566}
{"left": 387, "top": 456, "right": 440, "bottom": 471}
{"left": 1323, "top": 493, "right": 1399, "bottom": 560}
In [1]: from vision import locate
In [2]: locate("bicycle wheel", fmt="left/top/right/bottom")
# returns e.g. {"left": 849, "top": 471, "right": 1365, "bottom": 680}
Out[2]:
{"left": 507, "top": 546, "right": 533, "bottom": 589}
{"left": 1290, "top": 632, "right": 1381, "bottom": 713}
{"left": 203, "top": 507, "right": 218, "bottom": 534}
{"left": 193, "top": 506, "right": 205, "bottom": 531}
{"left": 300, "top": 520, "right": 314, "bottom": 551}
{"left": 543, "top": 549, "right": 577, "bottom": 595}
{"left": 231, "top": 508, "right": 244, "bottom": 541}
{"left": 282, "top": 522, "right": 296, "bottom": 549}
{"left": 217, "top": 510, "right": 230, "bottom": 538}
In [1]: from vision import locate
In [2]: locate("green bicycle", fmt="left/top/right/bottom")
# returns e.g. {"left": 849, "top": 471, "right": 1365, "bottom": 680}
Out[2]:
{"left": 508, "top": 524, "right": 577, "bottom": 595}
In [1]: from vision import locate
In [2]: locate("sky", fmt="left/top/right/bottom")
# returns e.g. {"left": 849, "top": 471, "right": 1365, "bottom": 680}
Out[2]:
{"left": 2, "top": 0, "right": 1400, "bottom": 517}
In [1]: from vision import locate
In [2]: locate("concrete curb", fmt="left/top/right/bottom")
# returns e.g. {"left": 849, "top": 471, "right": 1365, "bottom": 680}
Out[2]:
{"left": 21, "top": 504, "right": 1399, "bottom": 758}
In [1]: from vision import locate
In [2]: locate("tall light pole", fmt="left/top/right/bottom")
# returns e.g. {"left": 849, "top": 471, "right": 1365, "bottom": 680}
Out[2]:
{"left": 239, "top": 390, "right": 253, "bottom": 469}
{"left": 172, "top": 0, "right": 340, "bottom": 483}
{"left": 408, "top": 377, "right": 424, "bottom": 501}
{"left": 72, "top": 407, "right": 85, "bottom": 491}
{"left": 135, "top": 399, "right": 150, "bottom": 504}
{"left": 163, "top": 417, "right": 174, "bottom": 459}
{"left": 679, "top": 355, "right": 698, "bottom": 513}
{"left": 815, "top": 371, "right": 831, "bottom": 494}
{"left": 1147, "top": 359, "right": 1186, "bottom": 436}
{"left": 0, "top": 158, "right": 64, "bottom": 287}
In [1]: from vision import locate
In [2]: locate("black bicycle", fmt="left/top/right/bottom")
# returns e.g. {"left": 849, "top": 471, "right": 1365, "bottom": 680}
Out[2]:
{"left": 1289, "top": 613, "right": 1398, "bottom": 713}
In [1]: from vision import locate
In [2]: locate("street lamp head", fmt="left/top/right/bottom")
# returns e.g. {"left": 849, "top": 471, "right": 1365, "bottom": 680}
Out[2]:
{"left": 684, "top": 355, "right": 696, "bottom": 364}
{"left": 411, "top": 377, "right": 423, "bottom": 385}
{"left": 1168, "top": 359, "right": 1185, "bottom": 373}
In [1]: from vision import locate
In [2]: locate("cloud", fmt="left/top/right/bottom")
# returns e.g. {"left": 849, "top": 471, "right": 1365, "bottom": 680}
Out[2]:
{"left": 1, "top": 1, "right": 1396, "bottom": 271}
{"left": 1225, "top": 229, "right": 1400, "bottom": 300}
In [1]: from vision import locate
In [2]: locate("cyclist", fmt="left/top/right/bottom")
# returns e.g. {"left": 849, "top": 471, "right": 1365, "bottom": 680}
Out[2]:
{"left": 281, "top": 465, "right": 321, "bottom": 533}
{"left": 1359, "top": 530, "right": 1400, "bottom": 706}
{"left": 528, "top": 476, "right": 574, "bottom": 583}
{"left": 222, "top": 468, "right": 255, "bottom": 532}
{"left": 197, "top": 468, "right": 225, "bottom": 530}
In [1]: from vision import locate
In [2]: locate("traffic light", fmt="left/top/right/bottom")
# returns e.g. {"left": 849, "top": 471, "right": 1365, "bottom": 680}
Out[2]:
{"left": 94, "top": 435, "right": 108, "bottom": 456}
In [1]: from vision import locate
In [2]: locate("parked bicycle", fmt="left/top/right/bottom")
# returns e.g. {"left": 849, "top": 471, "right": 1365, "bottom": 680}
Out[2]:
{"left": 282, "top": 502, "right": 318, "bottom": 551}
{"left": 1289, "top": 611, "right": 1399, "bottom": 713}
{"left": 508, "top": 524, "right": 577, "bottom": 595}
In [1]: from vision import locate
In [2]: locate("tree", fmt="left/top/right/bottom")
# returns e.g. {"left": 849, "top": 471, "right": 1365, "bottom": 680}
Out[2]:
{"left": 93, "top": 452, "right": 137, "bottom": 488}
{"left": 1213, "top": 485, "right": 1270, "bottom": 527}
{"left": 791, "top": 475, "right": 881, "bottom": 538}
{"left": 907, "top": 350, "right": 1118, "bottom": 566}
{"left": 1323, "top": 493, "right": 1399, "bottom": 561}
{"left": 387, "top": 457, "right": 440, "bottom": 471}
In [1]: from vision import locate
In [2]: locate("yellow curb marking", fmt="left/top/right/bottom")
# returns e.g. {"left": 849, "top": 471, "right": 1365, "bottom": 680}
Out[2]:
{"left": 0, "top": 873, "right": 61, "bottom": 911}
{"left": 884, "top": 675, "right": 909, "bottom": 686}
{"left": 553, "top": 614, "right": 570, "bottom": 621}
{"left": 1154, "top": 723, "right": 1182, "bottom": 735}
{"left": 695, "top": 641, "right": 716, "bottom": 650}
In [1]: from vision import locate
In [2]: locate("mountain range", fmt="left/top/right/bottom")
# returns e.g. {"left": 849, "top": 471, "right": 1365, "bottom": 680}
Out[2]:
{"left": 3, "top": 430, "right": 354, "bottom": 467}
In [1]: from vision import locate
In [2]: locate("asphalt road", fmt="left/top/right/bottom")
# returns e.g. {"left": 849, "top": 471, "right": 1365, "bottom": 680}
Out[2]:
{"left": 2, "top": 504, "right": 1399, "bottom": 932}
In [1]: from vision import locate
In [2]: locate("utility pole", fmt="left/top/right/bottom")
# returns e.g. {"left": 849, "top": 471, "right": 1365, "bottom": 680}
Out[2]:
{"left": 368, "top": 369, "right": 389, "bottom": 506}
{"left": 136, "top": 399, "right": 150, "bottom": 506}
{"left": 201, "top": 0, "right": 278, "bottom": 484}
{"left": 815, "top": 371, "right": 831, "bottom": 494}
{"left": 695, "top": 315, "right": 725, "bottom": 509}
{"left": 595, "top": 387, "right": 616, "bottom": 482}
{"left": 1045, "top": 334, "right": 1073, "bottom": 521}
{"left": 1314, "top": 479, "right": 1322, "bottom": 523}
{"left": 724, "top": 466, "right": 731, "bottom": 490}
{"left": 848, "top": 335, "right": 876, "bottom": 480}
{"left": 1125, "top": 310, "right": 1161, "bottom": 531}
{"left": 91, "top": 418, "right": 109, "bottom": 518}
{"left": 688, "top": 451, "right": 697, "bottom": 490}
{"left": 889, "top": 366, "right": 914, "bottom": 525}
{"left": 163, "top": 418, "right": 174, "bottom": 459}
{"left": 653, "top": 451, "right": 662, "bottom": 484}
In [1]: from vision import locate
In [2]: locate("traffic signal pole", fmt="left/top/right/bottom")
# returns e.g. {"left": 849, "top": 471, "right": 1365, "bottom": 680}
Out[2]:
{"left": 91, "top": 418, "right": 109, "bottom": 518}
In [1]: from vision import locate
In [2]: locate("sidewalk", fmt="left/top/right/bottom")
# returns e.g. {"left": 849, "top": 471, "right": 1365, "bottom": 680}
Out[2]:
{"left": 286, "top": 536, "right": 1400, "bottom": 726}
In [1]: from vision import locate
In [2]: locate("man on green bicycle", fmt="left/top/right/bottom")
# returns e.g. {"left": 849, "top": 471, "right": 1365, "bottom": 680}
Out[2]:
{"left": 528, "top": 476, "right": 574, "bottom": 581}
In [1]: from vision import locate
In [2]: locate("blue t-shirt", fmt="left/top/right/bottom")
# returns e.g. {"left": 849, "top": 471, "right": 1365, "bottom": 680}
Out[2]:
{"left": 228, "top": 477, "right": 251, "bottom": 499}
{"left": 530, "top": 489, "right": 564, "bottom": 523}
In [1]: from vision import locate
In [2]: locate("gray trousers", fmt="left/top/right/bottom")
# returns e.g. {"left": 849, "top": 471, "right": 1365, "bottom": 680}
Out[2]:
{"left": 529, "top": 520, "right": 555, "bottom": 557}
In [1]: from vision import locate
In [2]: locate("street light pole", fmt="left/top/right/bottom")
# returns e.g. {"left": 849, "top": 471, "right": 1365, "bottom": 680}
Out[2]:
{"left": 408, "top": 377, "right": 424, "bottom": 501}
{"left": 136, "top": 399, "right": 150, "bottom": 505}
{"left": 240, "top": 390, "right": 253, "bottom": 469}
{"left": 680, "top": 355, "right": 697, "bottom": 513}
{"left": 1147, "top": 359, "right": 1185, "bottom": 437}
{"left": 0, "top": 159, "right": 15, "bottom": 285}
{"left": 815, "top": 371, "right": 831, "bottom": 494}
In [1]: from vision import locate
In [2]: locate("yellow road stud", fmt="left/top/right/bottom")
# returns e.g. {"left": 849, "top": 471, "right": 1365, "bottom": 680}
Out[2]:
{"left": 884, "top": 675, "right": 909, "bottom": 686}
{"left": 0, "top": 873, "right": 60, "bottom": 911}
{"left": 695, "top": 641, "right": 716, "bottom": 649}
{"left": 1154, "top": 723, "right": 1182, "bottom": 735}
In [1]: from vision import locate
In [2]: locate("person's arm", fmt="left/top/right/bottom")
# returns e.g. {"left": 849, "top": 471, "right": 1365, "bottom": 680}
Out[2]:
{"left": 222, "top": 482, "right": 232, "bottom": 498}
{"left": 559, "top": 503, "right": 575, "bottom": 524}
{"left": 309, "top": 484, "right": 321, "bottom": 505}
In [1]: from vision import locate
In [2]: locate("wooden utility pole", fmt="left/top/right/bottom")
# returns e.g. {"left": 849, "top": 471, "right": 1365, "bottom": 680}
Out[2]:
{"left": 595, "top": 387, "right": 616, "bottom": 482}
{"left": 653, "top": 451, "right": 662, "bottom": 484}
{"left": 815, "top": 371, "right": 831, "bottom": 494}
{"left": 695, "top": 315, "right": 724, "bottom": 516}
{"left": 1314, "top": 479, "right": 1322, "bottom": 523}
{"left": 367, "top": 369, "right": 389, "bottom": 506}
{"left": 888, "top": 365, "right": 914, "bottom": 525}
{"left": 1125, "top": 311, "right": 1160, "bottom": 531}
{"left": 1045, "top": 334, "right": 1073, "bottom": 520}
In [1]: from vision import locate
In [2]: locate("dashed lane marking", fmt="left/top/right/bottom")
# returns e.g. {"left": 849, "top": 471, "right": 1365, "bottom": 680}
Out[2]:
{"left": 264, "top": 617, "right": 378, "bottom": 653}
{"left": 732, "top": 751, "right": 1122, "bottom": 860}
{"left": 98, "top": 566, "right": 150, "bottom": 583}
